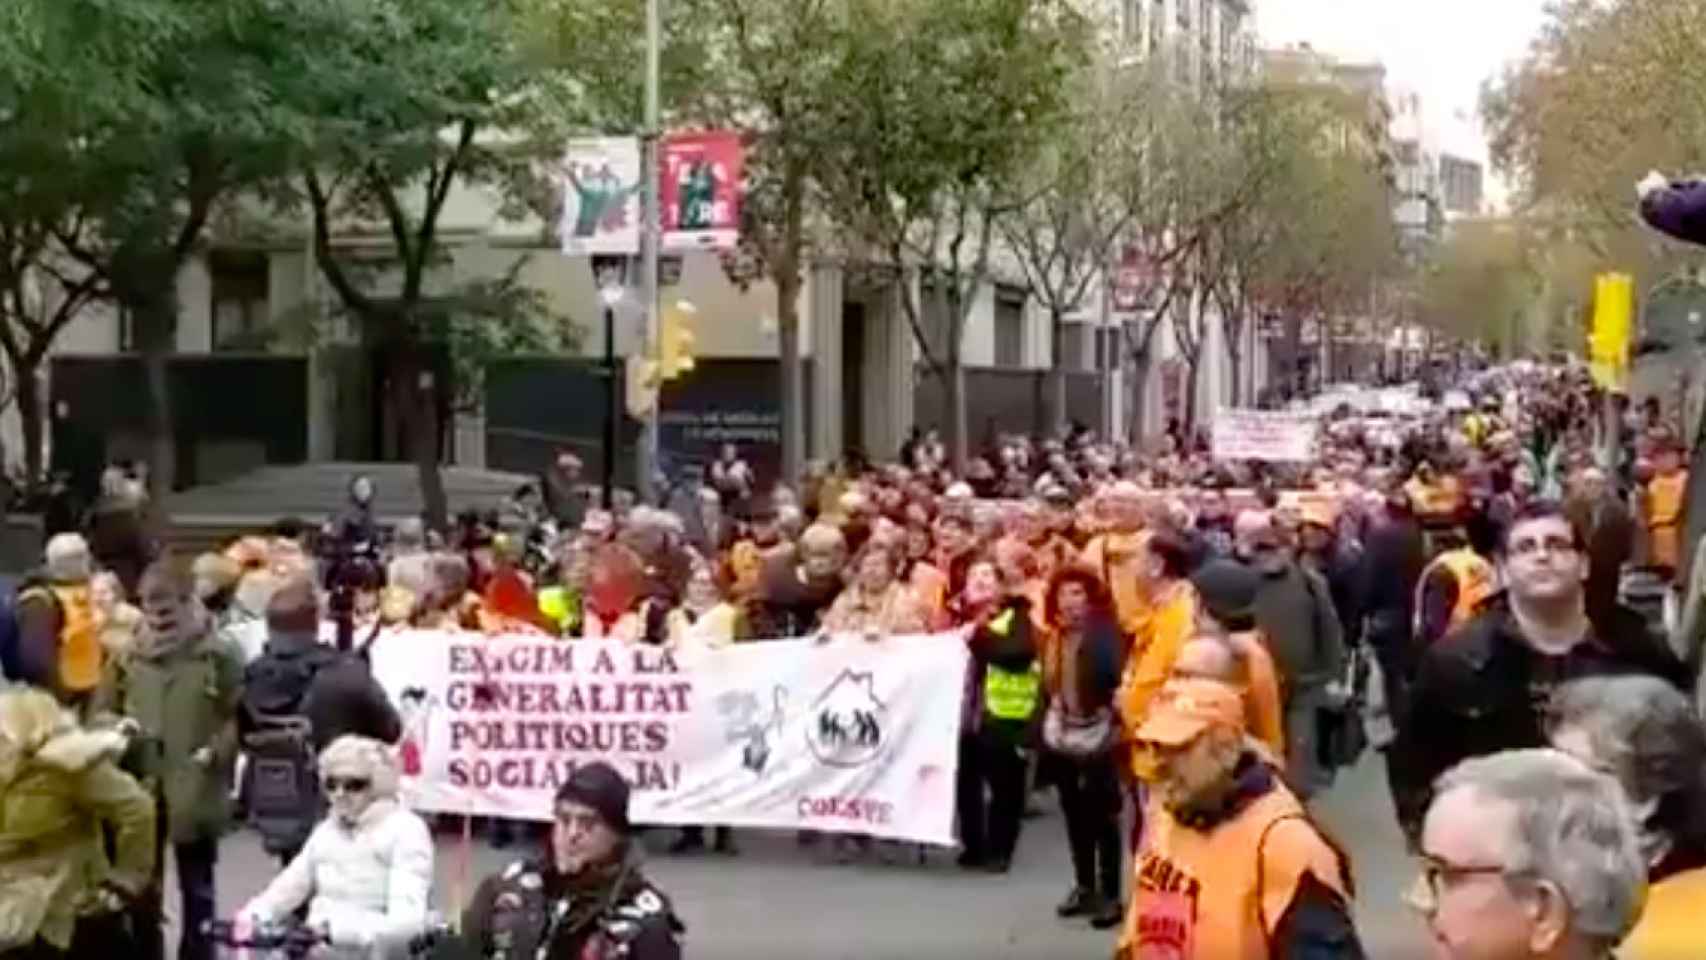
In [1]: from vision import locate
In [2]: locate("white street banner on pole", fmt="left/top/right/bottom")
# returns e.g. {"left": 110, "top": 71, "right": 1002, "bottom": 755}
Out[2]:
{"left": 560, "top": 137, "right": 642, "bottom": 256}
{"left": 1211, "top": 410, "right": 1321, "bottom": 463}
{"left": 370, "top": 632, "right": 969, "bottom": 846}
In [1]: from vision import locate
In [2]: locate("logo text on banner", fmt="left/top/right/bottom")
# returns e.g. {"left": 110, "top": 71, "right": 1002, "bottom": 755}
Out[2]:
{"left": 370, "top": 632, "right": 968, "bottom": 846}
{"left": 1210, "top": 410, "right": 1320, "bottom": 463}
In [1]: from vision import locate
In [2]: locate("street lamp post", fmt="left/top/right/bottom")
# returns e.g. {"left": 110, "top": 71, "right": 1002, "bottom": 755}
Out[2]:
{"left": 593, "top": 255, "right": 629, "bottom": 509}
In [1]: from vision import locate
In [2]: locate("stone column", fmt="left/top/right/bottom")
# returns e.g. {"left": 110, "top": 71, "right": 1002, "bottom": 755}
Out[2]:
{"left": 808, "top": 264, "right": 844, "bottom": 463}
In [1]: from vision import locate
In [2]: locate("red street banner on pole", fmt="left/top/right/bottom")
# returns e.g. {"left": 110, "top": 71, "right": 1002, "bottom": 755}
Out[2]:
{"left": 661, "top": 131, "right": 744, "bottom": 252}
{"left": 1112, "top": 246, "right": 1155, "bottom": 313}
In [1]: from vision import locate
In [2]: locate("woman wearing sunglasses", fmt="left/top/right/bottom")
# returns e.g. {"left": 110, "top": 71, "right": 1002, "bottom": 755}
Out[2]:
{"left": 239, "top": 735, "right": 434, "bottom": 958}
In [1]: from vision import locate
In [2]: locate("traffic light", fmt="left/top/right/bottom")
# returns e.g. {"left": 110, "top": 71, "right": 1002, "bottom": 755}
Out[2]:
{"left": 659, "top": 299, "right": 698, "bottom": 381}
{"left": 1590, "top": 272, "right": 1632, "bottom": 390}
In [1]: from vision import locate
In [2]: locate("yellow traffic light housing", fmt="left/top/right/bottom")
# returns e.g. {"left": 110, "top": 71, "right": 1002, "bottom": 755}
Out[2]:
{"left": 660, "top": 300, "right": 698, "bottom": 382}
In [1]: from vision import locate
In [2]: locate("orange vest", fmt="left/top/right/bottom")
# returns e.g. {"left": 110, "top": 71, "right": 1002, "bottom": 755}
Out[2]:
{"left": 1118, "top": 783, "right": 1350, "bottom": 960}
{"left": 1118, "top": 584, "right": 1198, "bottom": 781}
{"left": 1414, "top": 549, "right": 1496, "bottom": 639}
{"left": 1405, "top": 476, "right": 1463, "bottom": 524}
{"left": 1236, "top": 631, "right": 1287, "bottom": 768}
{"left": 1648, "top": 471, "right": 1687, "bottom": 570}
{"left": 1083, "top": 532, "right": 1149, "bottom": 639}
{"left": 29, "top": 584, "right": 99, "bottom": 694}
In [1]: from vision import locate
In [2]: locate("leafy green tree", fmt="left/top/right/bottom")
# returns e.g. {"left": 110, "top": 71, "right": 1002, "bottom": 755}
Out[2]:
{"left": 666, "top": 0, "right": 849, "bottom": 480}
{"left": 0, "top": 0, "right": 176, "bottom": 483}
{"left": 815, "top": 0, "right": 1087, "bottom": 468}
{"left": 39, "top": 0, "right": 339, "bottom": 493}
{"left": 285, "top": 0, "right": 579, "bottom": 527}
{"left": 997, "top": 62, "right": 1163, "bottom": 434}
{"left": 1415, "top": 220, "right": 1541, "bottom": 359}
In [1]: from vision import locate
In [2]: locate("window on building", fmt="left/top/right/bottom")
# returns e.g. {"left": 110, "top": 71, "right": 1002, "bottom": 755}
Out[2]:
{"left": 1150, "top": 0, "right": 1165, "bottom": 53}
{"left": 994, "top": 288, "right": 1025, "bottom": 368}
{"left": 1123, "top": 0, "right": 1143, "bottom": 43}
{"left": 1176, "top": 0, "right": 1190, "bottom": 29}
{"left": 209, "top": 251, "right": 270, "bottom": 351}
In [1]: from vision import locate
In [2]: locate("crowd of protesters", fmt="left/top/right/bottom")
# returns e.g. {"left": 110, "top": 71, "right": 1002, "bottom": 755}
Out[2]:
{"left": 1, "top": 361, "right": 1704, "bottom": 959}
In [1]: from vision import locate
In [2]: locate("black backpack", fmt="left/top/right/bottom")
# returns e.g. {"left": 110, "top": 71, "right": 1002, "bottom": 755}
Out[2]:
{"left": 241, "top": 648, "right": 335, "bottom": 856}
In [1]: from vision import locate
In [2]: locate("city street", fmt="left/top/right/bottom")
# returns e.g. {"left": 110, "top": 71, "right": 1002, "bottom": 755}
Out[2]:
{"left": 187, "top": 751, "right": 1431, "bottom": 959}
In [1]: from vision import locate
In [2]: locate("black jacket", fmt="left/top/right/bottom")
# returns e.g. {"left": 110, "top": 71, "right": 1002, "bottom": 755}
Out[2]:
{"left": 1305, "top": 542, "right": 1365, "bottom": 649}
{"left": 1389, "top": 597, "right": 1689, "bottom": 839}
{"left": 302, "top": 654, "right": 402, "bottom": 751}
{"left": 242, "top": 632, "right": 400, "bottom": 750}
{"left": 1360, "top": 510, "right": 1425, "bottom": 625}
{"left": 462, "top": 857, "right": 682, "bottom": 960}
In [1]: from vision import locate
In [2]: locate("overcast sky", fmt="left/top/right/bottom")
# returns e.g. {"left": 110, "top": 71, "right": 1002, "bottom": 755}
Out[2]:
{"left": 1256, "top": 0, "right": 1550, "bottom": 168}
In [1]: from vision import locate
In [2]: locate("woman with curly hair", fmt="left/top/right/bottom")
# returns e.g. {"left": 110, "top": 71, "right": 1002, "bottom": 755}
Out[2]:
{"left": 1038, "top": 566, "right": 1126, "bottom": 929}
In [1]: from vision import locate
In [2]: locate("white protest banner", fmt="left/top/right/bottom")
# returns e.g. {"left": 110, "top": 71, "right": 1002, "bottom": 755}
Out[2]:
{"left": 560, "top": 137, "right": 642, "bottom": 256}
{"left": 370, "top": 632, "right": 969, "bottom": 846}
{"left": 1211, "top": 410, "right": 1320, "bottom": 463}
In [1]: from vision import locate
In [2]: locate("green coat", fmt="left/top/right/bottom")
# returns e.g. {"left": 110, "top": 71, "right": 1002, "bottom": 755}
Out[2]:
{"left": 0, "top": 726, "right": 156, "bottom": 950}
{"left": 95, "top": 631, "right": 244, "bottom": 844}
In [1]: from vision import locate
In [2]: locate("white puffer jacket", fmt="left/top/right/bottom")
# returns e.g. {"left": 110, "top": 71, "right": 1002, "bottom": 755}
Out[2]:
{"left": 242, "top": 799, "right": 434, "bottom": 959}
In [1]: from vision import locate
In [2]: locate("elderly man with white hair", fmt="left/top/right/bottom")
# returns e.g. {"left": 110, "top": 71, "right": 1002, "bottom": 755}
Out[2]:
{"left": 241, "top": 735, "right": 434, "bottom": 959}
{"left": 1410, "top": 749, "right": 1647, "bottom": 960}
{"left": 385, "top": 518, "right": 434, "bottom": 601}
{"left": 12, "top": 533, "right": 101, "bottom": 708}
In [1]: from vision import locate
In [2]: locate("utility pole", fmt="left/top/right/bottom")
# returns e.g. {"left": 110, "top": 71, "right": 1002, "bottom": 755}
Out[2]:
{"left": 638, "top": 0, "right": 663, "bottom": 504}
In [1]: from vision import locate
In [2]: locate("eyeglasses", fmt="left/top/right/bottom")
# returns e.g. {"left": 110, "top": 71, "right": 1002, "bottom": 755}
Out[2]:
{"left": 1406, "top": 854, "right": 1521, "bottom": 914}
{"left": 322, "top": 776, "right": 372, "bottom": 796}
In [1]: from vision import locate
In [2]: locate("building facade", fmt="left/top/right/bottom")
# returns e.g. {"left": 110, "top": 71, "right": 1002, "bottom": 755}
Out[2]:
{"left": 20, "top": 2, "right": 1267, "bottom": 490}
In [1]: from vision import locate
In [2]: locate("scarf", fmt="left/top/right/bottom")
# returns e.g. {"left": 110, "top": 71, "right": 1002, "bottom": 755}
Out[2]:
{"left": 543, "top": 848, "right": 647, "bottom": 948}
{"left": 1169, "top": 752, "right": 1275, "bottom": 830}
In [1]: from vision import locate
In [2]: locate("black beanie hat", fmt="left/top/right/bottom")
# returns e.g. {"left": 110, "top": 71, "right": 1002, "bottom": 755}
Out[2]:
{"left": 1191, "top": 559, "right": 1260, "bottom": 632}
{"left": 555, "top": 761, "right": 631, "bottom": 833}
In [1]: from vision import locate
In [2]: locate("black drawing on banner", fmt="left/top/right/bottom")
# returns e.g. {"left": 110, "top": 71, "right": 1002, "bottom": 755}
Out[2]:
{"left": 807, "top": 670, "right": 887, "bottom": 768}
{"left": 718, "top": 685, "right": 788, "bottom": 775}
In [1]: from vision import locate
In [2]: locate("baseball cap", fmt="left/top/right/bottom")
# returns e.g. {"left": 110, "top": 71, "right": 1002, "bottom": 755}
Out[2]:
{"left": 1299, "top": 500, "right": 1337, "bottom": 530}
{"left": 1135, "top": 679, "right": 1246, "bottom": 747}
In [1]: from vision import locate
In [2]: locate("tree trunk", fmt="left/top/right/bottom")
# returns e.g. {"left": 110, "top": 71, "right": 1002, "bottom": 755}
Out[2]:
{"left": 1227, "top": 336, "right": 1244, "bottom": 408}
{"left": 389, "top": 343, "right": 449, "bottom": 530}
{"left": 1182, "top": 351, "right": 1201, "bottom": 437}
{"left": 15, "top": 357, "right": 43, "bottom": 488}
{"left": 138, "top": 305, "right": 176, "bottom": 495}
{"left": 776, "top": 162, "right": 806, "bottom": 484}
{"left": 946, "top": 327, "right": 967, "bottom": 473}
{"left": 1283, "top": 311, "right": 1304, "bottom": 400}
{"left": 1127, "top": 346, "right": 1151, "bottom": 447}
{"left": 1046, "top": 307, "right": 1067, "bottom": 435}
{"left": 776, "top": 266, "right": 804, "bottom": 483}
